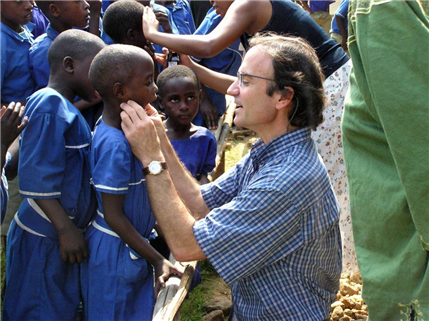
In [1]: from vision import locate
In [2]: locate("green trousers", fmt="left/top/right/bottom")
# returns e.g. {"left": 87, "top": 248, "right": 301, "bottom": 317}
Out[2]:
{"left": 342, "top": 1, "right": 429, "bottom": 320}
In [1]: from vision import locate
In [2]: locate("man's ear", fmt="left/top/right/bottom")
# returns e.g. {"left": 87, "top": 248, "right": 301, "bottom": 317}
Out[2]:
{"left": 276, "top": 86, "right": 294, "bottom": 111}
{"left": 113, "top": 82, "right": 126, "bottom": 99}
{"left": 63, "top": 56, "right": 74, "bottom": 74}
{"left": 49, "top": 3, "right": 60, "bottom": 17}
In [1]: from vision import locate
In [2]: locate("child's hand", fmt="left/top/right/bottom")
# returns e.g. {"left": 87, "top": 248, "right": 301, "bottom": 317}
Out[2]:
{"left": 87, "top": 0, "right": 102, "bottom": 14}
{"left": 143, "top": 7, "right": 160, "bottom": 39}
{"left": 200, "top": 99, "right": 219, "bottom": 130}
{"left": 154, "top": 10, "right": 172, "bottom": 34}
{"left": 153, "top": 259, "right": 184, "bottom": 296}
{"left": 1, "top": 102, "right": 28, "bottom": 150}
{"left": 57, "top": 225, "right": 89, "bottom": 264}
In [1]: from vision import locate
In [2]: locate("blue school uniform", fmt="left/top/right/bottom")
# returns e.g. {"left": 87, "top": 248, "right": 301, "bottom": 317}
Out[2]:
{"left": 2, "top": 88, "right": 96, "bottom": 321}
{"left": 29, "top": 24, "right": 60, "bottom": 90}
{"left": 166, "top": 0, "right": 195, "bottom": 35}
{"left": 330, "top": 0, "right": 349, "bottom": 35}
{"left": 191, "top": 8, "right": 242, "bottom": 125}
{"left": 81, "top": 119, "right": 156, "bottom": 321}
{"left": 1, "top": 23, "right": 35, "bottom": 104}
{"left": 30, "top": 5, "right": 49, "bottom": 38}
{"left": 171, "top": 127, "right": 217, "bottom": 180}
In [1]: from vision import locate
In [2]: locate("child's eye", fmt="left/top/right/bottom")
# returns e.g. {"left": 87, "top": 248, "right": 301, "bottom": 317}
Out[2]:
{"left": 169, "top": 98, "right": 179, "bottom": 103}
{"left": 187, "top": 96, "right": 195, "bottom": 101}
{"left": 145, "top": 79, "right": 153, "bottom": 86}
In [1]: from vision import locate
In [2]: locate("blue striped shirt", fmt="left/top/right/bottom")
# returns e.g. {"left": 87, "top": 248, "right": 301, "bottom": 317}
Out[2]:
{"left": 194, "top": 127, "right": 341, "bottom": 320}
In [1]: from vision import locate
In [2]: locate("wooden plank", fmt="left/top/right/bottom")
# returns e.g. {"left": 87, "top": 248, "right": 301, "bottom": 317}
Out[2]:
{"left": 152, "top": 255, "right": 198, "bottom": 321}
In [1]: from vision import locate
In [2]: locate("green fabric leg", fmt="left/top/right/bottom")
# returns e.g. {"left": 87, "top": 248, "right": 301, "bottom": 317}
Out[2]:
{"left": 343, "top": 1, "right": 429, "bottom": 320}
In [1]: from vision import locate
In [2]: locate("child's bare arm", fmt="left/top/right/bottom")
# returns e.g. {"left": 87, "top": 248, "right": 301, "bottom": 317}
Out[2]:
{"left": 102, "top": 193, "right": 183, "bottom": 289}
{"left": 35, "top": 198, "right": 88, "bottom": 264}
{"left": 1, "top": 102, "right": 27, "bottom": 170}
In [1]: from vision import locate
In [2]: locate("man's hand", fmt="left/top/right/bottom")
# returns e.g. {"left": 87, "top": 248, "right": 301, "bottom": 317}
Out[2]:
{"left": 1, "top": 102, "right": 28, "bottom": 152}
{"left": 143, "top": 6, "right": 160, "bottom": 40}
{"left": 153, "top": 258, "right": 184, "bottom": 297}
{"left": 57, "top": 225, "right": 88, "bottom": 264}
{"left": 120, "top": 100, "right": 164, "bottom": 166}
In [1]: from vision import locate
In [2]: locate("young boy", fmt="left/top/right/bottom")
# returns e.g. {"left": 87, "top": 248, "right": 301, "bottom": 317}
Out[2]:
{"left": 29, "top": 1, "right": 91, "bottom": 90}
{"left": 1, "top": 0, "right": 35, "bottom": 106}
{"left": 2, "top": 30, "right": 105, "bottom": 321}
{"left": 81, "top": 44, "right": 181, "bottom": 321}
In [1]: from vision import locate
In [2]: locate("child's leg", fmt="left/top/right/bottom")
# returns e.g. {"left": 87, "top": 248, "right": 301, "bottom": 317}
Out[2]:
{"left": 3, "top": 219, "right": 80, "bottom": 321}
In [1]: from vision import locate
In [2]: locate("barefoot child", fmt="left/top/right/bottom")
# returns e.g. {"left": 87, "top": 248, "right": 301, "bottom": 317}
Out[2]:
{"left": 3, "top": 30, "right": 105, "bottom": 321}
{"left": 157, "top": 65, "right": 217, "bottom": 185}
{"left": 81, "top": 44, "right": 182, "bottom": 321}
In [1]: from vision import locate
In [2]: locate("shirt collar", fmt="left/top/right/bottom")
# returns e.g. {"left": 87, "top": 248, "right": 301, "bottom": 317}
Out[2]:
{"left": 1, "top": 22, "right": 34, "bottom": 43}
{"left": 250, "top": 127, "right": 312, "bottom": 167}
{"left": 46, "top": 23, "right": 60, "bottom": 40}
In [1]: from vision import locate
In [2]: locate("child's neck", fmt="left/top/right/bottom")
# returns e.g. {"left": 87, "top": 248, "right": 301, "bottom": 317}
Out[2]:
{"left": 50, "top": 20, "right": 72, "bottom": 34}
{"left": 165, "top": 118, "right": 196, "bottom": 140}
{"left": 1, "top": 19, "right": 23, "bottom": 33}
{"left": 48, "top": 78, "right": 76, "bottom": 104}
{"left": 102, "top": 102, "right": 122, "bottom": 130}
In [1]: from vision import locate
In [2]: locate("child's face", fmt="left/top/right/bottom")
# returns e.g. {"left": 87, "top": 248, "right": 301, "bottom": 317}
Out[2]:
{"left": 123, "top": 58, "right": 158, "bottom": 107}
{"left": 160, "top": 77, "right": 200, "bottom": 126}
{"left": 56, "top": 1, "right": 90, "bottom": 29}
{"left": 74, "top": 54, "right": 101, "bottom": 103}
{"left": 1, "top": 0, "right": 33, "bottom": 29}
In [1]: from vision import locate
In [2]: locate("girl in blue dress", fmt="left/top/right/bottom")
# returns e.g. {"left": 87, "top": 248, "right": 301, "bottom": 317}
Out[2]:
{"left": 157, "top": 65, "right": 217, "bottom": 185}
{"left": 81, "top": 44, "right": 182, "bottom": 321}
{"left": 3, "top": 30, "right": 105, "bottom": 321}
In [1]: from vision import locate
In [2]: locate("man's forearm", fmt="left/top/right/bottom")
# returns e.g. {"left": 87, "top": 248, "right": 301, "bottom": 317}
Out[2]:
{"left": 145, "top": 169, "right": 205, "bottom": 262}
{"left": 157, "top": 127, "right": 210, "bottom": 220}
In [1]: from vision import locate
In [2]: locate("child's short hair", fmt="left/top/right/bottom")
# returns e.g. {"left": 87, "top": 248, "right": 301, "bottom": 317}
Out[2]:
{"left": 103, "top": 0, "right": 145, "bottom": 43}
{"left": 157, "top": 65, "right": 201, "bottom": 98}
{"left": 48, "top": 29, "right": 105, "bottom": 71}
{"left": 89, "top": 44, "right": 151, "bottom": 99}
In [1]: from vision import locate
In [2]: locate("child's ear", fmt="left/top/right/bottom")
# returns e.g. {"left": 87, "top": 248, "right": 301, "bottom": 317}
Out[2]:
{"left": 126, "top": 29, "right": 136, "bottom": 41}
{"left": 157, "top": 96, "right": 165, "bottom": 110}
{"left": 113, "top": 82, "right": 126, "bottom": 99}
{"left": 49, "top": 3, "right": 60, "bottom": 17}
{"left": 63, "top": 56, "right": 75, "bottom": 74}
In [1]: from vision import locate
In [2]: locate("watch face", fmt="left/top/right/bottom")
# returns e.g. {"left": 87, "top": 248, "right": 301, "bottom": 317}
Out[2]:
{"left": 149, "top": 161, "right": 162, "bottom": 175}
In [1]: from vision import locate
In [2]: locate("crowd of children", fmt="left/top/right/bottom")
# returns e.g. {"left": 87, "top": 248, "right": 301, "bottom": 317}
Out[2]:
{"left": 1, "top": 0, "right": 363, "bottom": 320}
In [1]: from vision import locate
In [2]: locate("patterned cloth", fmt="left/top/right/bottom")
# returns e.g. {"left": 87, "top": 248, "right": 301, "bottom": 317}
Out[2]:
{"left": 312, "top": 59, "right": 358, "bottom": 273}
{"left": 194, "top": 128, "right": 341, "bottom": 320}
{"left": 343, "top": 1, "right": 429, "bottom": 319}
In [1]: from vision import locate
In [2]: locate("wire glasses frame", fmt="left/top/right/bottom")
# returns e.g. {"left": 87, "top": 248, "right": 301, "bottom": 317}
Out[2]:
{"left": 237, "top": 71, "right": 276, "bottom": 86}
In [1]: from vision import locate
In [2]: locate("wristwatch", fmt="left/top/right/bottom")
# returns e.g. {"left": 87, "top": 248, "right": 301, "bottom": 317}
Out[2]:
{"left": 142, "top": 160, "right": 167, "bottom": 176}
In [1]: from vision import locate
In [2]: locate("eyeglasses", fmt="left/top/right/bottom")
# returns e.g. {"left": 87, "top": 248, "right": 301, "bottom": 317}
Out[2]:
{"left": 237, "top": 71, "right": 275, "bottom": 86}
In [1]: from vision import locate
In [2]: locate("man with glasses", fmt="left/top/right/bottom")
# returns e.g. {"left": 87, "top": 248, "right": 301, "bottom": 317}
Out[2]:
{"left": 120, "top": 33, "right": 341, "bottom": 320}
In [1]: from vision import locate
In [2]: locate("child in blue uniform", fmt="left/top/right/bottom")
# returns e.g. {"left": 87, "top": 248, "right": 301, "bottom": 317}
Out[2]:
{"left": 29, "top": 1, "right": 91, "bottom": 90}
{"left": 1, "top": 102, "right": 28, "bottom": 224}
{"left": 190, "top": 8, "right": 242, "bottom": 129}
{"left": 157, "top": 65, "right": 217, "bottom": 184}
{"left": 2, "top": 30, "right": 105, "bottom": 321}
{"left": 164, "top": 0, "right": 195, "bottom": 35}
{"left": 1, "top": 0, "right": 35, "bottom": 106}
{"left": 81, "top": 45, "right": 182, "bottom": 321}
{"left": 155, "top": 65, "right": 216, "bottom": 288}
